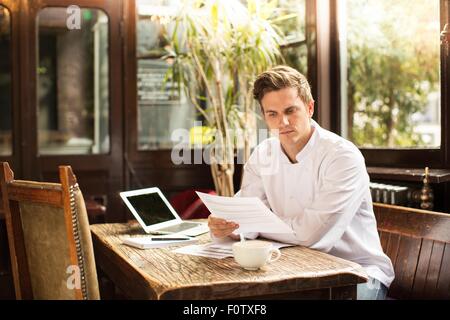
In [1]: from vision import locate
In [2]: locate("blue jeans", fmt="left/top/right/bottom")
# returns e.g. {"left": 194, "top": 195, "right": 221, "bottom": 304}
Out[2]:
{"left": 357, "top": 277, "right": 388, "bottom": 300}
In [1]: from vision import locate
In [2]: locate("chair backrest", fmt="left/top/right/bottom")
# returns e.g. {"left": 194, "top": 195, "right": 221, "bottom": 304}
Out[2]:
{"left": 169, "top": 189, "right": 215, "bottom": 220}
{"left": 374, "top": 203, "right": 450, "bottom": 299}
{"left": 0, "top": 162, "right": 99, "bottom": 300}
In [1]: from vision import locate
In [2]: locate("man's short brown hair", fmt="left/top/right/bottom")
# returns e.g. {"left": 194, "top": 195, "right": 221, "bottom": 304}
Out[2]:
{"left": 253, "top": 65, "right": 314, "bottom": 106}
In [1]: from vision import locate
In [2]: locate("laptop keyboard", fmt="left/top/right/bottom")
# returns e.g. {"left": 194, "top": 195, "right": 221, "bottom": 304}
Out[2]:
{"left": 157, "top": 222, "right": 200, "bottom": 233}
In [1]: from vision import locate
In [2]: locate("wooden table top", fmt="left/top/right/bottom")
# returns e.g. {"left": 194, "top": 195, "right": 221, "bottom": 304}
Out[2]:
{"left": 91, "top": 223, "right": 368, "bottom": 299}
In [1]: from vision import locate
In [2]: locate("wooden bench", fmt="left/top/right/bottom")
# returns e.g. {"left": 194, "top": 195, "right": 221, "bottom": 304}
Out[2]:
{"left": 373, "top": 203, "right": 450, "bottom": 299}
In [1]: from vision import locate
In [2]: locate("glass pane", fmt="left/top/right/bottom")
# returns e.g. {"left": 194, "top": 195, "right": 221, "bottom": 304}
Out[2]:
{"left": 0, "top": 6, "right": 12, "bottom": 156}
{"left": 340, "top": 0, "right": 441, "bottom": 148}
{"left": 275, "top": 0, "right": 306, "bottom": 44}
{"left": 258, "top": 0, "right": 307, "bottom": 133}
{"left": 37, "top": 7, "right": 110, "bottom": 155}
{"left": 281, "top": 43, "right": 308, "bottom": 77}
{"left": 136, "top": 0, "right": 196, "bottom": 150}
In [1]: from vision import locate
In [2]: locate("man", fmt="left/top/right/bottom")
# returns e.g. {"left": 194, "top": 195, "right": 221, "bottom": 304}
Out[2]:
{"left": 208, "top": 65, "right": 395, "bottom": 300}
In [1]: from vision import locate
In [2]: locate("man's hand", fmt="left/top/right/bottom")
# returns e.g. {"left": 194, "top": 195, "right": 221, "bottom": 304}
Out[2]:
{"left": 208, "top": 215, "right": 240, "bottom": 239}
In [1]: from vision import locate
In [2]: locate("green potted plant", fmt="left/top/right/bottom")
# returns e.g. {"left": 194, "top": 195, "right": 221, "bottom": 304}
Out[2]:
{"left": 164, "top": 0, "right": 285, "bottom": 196}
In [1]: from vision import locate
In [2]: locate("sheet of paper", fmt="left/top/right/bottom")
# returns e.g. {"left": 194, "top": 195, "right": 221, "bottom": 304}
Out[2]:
{"left": 196, "top": 191, "right": 294, "bottom": 235}
{"left": 208, "top": 237, "right": 295, "bottom": 251}
{"left": 172, "top": 244, "right": 231, "bottom": 259}
{"left": 172, "top": 238, "right": 295, "bottom": 259}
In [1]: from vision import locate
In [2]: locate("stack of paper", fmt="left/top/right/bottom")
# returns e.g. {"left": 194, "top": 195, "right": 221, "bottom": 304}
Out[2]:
{"left": 172, "top": 238, "right": 294, "bottom": 259}
{"left": 173, "top": 243, "right": 233, "bottom": 259}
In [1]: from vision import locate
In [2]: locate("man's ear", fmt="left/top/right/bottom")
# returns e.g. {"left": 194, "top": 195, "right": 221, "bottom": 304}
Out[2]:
{"left": 308, "top": 101, "right": 315, "bottom": 117}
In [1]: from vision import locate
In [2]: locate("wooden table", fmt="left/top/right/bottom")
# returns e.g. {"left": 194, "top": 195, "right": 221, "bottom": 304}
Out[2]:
{"left": 91, "top": 223, "right": 368, "bottom": 300}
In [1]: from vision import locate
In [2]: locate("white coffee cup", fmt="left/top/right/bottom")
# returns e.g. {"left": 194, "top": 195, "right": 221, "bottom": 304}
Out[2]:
{"left": 232, "top": 240, "right": 281, "bottom": 270}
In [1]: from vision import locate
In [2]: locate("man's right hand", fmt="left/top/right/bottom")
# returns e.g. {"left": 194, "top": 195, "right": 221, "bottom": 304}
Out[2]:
{"left": 208, "top": 215, "right": 239, "bottom": 238}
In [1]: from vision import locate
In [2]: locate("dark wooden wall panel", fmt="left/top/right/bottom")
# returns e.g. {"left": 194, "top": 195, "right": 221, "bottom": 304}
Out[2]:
{"left": 411, "top": 239, "right": 434, "bottom": 299}
{"left": 42, "top": 169, "right": 109, "bottom": 198}
{"left": 385, "top": 233, "right": 400, "bottom": 270}
{"left": 389, "top": 236, "right": 421, "bottom": 299}
{"left": 379, "top": 230, "right": 388, "bottom": 251}
{"left": 0, "top": 218, "right": 15, "bottom": 299}
{"left": 436, "top": 243, "right": 450, "bottom": 297}
{"left": 423, "top": 241, "right": 445, "bottom": 298}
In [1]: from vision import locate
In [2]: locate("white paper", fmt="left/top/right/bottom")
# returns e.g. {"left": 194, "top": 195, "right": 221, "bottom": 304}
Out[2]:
{"left": 196, "top": 191, "right": 294, "bottom": 234}
{"left": 208, "top": 237, "right": 294, "bottom": 251}
{"left": 173, "top": 244, "right": 231, "bottom": 259}
{"left": 122, "top": 236, "right": 198, "bottom": 249}
{"left": 172, "top": 238, "right": 294, "bottom": 259}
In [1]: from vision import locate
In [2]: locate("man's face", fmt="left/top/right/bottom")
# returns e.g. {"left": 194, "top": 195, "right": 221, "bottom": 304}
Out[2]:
{"left": 261, "top": 87, "right": 314, "bottom": 147}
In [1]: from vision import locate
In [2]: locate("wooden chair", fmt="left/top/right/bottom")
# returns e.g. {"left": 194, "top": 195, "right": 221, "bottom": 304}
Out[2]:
{"left": 0, "top": 162, "right": 100, "bottom": 300}
{"left": 374, "top": 203, "right": 450, "bottom": 299}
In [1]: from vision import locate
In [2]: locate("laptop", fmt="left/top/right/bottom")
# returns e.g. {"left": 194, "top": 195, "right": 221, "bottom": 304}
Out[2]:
{"left": 119, "top": 187, "right": 209, "bottom": 237}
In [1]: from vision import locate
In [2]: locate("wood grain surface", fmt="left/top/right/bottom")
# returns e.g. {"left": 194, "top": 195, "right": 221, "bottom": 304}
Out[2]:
{"left": 91, "top": 222, "right": 368, "bottom": 300}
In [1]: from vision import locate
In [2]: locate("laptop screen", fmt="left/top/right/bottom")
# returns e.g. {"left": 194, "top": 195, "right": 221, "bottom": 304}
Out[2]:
{"left": 125, "top": 192, "right": 176, "bottom": 226}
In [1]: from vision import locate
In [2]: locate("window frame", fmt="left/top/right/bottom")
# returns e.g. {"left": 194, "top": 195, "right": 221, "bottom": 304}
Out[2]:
{"left": 0, "top": 0, "right": 21, "bottom": 175}
{"left": 329, "top": 0, "right": 450, "bottom": 169}
{"left": 0, "top": 4, "right": 13, "bottom": 156}
{"left": 20, "top": 0, "right": 125, "bottom": 222}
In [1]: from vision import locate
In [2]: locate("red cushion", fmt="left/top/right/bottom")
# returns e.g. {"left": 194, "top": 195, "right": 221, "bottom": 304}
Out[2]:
{"left": 170, "top": 189, "right": 215, "bottom": 220}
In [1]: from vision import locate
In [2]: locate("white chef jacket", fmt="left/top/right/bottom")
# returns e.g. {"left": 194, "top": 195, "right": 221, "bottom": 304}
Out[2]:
{"left": 232, "top": 120, "right": 395, "bottom": 288}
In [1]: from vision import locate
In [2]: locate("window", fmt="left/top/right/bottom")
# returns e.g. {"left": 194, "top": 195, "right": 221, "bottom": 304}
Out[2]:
{"left": 339, "top": 0, "right": 441, "bottom": 149}
{"left": 254, "top": 0, "right": 310, "bottom": 132}
{"left": 0, "top": 5, "right": 11, "bottom": 156}
{"left": 136, "top": 0, "right": 196, "bottom": 150}
{"left": 277, "top": 0, "right": 308, "bottom": 75}
{"left": 135, "top": 0, "right": 312, "bottom": 151}
{"left": 36, "top": 7, "right": 110, "bottom": 155}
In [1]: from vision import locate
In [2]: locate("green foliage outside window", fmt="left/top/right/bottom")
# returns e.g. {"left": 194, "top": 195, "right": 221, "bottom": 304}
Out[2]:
{"left": 344, "top": 0, "right": 440, "bottom": 148}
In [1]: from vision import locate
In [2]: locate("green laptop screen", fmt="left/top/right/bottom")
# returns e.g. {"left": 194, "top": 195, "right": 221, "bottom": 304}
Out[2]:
{"left": 126, "top": 193, "right": 176, "bottom": 226}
